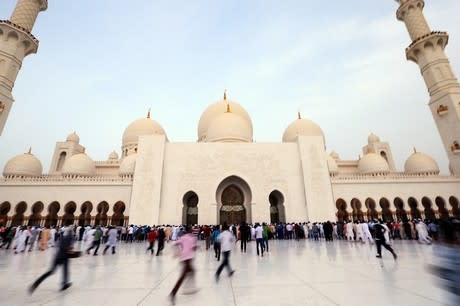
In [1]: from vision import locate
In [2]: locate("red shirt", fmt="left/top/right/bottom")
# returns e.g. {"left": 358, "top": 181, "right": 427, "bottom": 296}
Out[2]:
{"left": 148, "top": 230, "right": 157, "bottom": 242}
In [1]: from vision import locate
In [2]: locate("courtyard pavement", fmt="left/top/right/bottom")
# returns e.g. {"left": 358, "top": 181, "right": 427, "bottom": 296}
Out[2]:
{"left": 0, "top": 238, "right": 455, "bottom": 306}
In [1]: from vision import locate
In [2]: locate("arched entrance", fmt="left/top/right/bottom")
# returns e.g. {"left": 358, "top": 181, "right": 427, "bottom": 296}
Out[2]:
{"left": 365, "top": 198, "right": 378, "bottom": 221}
{"left": 394, "top": 197, "right": 408, "bottom": 221}
{"left": 434, "top": 196, "right": 449, "bottom": 220}
{"left": 350, "top": 198, "right": 364, "bottom": 221}
{"left": 112, "top": 201, "right": 126, "bottom": 226}
{"left": 421, "top": 197, "right": 436, "bottom": 221}
{"left": 379, "top": 198, "right": 393, "bottom": 222}
{"left": 269, "top": 190, "right": 285, "bottom": 224}
{"left": 449, "top": 196, "right": 460, "bottom": 217}
{"left": 78, "top": 201, "right": 93, "bottom": 226}
{"left": 95, "top": 201, "right": 109, "bottom": 226}
{"left": 28, "top": 202, "right": 44, "bottom": 226}
{"left": 182, "top": 191, "right": 198, "bottom": 225}
{"left": 408, "top": 197, "right": 421, "bottom": 219}
{"left": 11, "top": 202, "right": 27, "bottom": 226}
{"left": 335, "top": 199, "right": 348, "bottom": 222}
{"left": 0, "top": 202, "right": 11, "bottom": 226}
{"left": 45, "top": 202, "right": 60, "bottom": 227}
{"left": 216, "top": 176, "right": 252, "bottom": 225}
{"left": 62, "top": 202, "right": 77, "bottom": 226}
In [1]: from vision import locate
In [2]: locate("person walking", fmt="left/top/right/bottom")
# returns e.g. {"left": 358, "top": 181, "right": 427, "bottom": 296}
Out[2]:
{"left": 169, "top": 226, "right": 198, "bottom": 305}
{"left": 146, "top": 227, "right": 157, "bottom": 255}
{"left": 374, "top": 220, "right": 397, "bottom": 260}
{"left": 239, "top": 222, "right": 249, "bottom": 253}
{"left": 211, "top": 225, "right": 221, "bottom": 261}
{"left": 215, "top": 223, "right": 235, "bottom": 282}
{"left": 29, "top": 227, "right": 76, "bottom": 293}
{"left": 156, "top": 227, "right": 165, "bottom": 256}
{"left": 39, "top": 226, "right": 50, "bottom": 251}
{"left": 103, "top": 226, "right": 118, "bottom": 255}
{"left": 254, "top": 223, "right": 264, "bottom": 257}
{"left": 86, "top": 226, "right": 102, "bottom": 255}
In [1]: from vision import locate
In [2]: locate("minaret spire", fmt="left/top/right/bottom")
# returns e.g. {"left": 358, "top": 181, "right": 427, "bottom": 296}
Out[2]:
{"left": 395, "top": 0, "right": 460, "bottom": 176}
{"left": 10, "top": 0, "right": 48, "bottom": 32}
{"left": 0, "top": 0, "right": 47, "bottom": 136}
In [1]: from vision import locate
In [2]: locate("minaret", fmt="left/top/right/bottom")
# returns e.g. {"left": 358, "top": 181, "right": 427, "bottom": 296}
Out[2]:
{"left": 395, "top": 0, "right": 460, "bottom": 176}
{"left": 0, "top": 0, "right": 47, "bottom": 135}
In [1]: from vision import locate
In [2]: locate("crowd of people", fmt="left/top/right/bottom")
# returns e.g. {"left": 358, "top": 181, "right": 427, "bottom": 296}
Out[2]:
{"left": 0, "top": 217, "right": 459, "bottom": 304}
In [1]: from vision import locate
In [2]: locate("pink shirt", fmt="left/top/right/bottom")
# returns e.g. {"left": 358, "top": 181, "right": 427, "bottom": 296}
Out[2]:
{"left": 175, "top": 233, "right": 197, "bottom": 261}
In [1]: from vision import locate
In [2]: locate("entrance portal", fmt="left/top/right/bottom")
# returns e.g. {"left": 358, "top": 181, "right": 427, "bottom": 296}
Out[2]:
{"left": 220, "top": 185, "right": 246, "bottom": 225}
{"left": 182, "top": 191, "right": 198, "bottom": 225}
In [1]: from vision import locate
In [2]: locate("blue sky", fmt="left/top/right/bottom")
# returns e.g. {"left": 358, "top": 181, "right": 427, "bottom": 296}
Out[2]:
{"left": 1, "top": 0, "right": 459, "bottom": 173}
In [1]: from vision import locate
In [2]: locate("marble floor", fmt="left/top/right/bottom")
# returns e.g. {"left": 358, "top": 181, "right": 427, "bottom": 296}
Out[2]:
{"left": 0, "top": 238, "right": 455, "bottom": 306}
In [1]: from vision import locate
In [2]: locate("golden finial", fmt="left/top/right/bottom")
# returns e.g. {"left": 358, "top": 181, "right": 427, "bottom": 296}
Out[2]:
{"left": 223, "top": 89, "right": 227, "bottom": 101}
{"left": 27, "top": 147, "right": 32, "bottom": 154}
{"left": 226, "top": 103, "right": 231, "bottom": 113}
{"left": 147, "top": 108, "right": 151, "bottom": 119}
{"left": 297, "top": 111, "right": 302, "bottom": 120}
{"left": 413, "top": 147, "right": 417, "bottom": 154}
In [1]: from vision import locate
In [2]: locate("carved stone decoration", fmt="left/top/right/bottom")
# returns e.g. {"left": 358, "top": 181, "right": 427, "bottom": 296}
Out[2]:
{"left": 436, "top": 104, "right": 448, "bottom": 115}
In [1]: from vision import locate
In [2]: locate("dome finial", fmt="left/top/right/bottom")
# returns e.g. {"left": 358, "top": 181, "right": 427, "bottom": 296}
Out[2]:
{"left": 223, "top": 89, "right": 227, "bottom": 101}
{"left": 226, "top": 102, "right": 231, "bottom": 113}
{"left": 147, "top": 108, "right": 151, "bottom": 119}
{"left": 27, "top": 147, "right": 32, "bottom": 154}
{"left": 413, "top": 147, "right": 417, "bottom": 154}
{"left": 297, "top": 111, "right": 302, "bottom": 120}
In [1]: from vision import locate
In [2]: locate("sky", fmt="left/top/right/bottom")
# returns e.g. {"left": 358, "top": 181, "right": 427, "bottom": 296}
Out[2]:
{"left": 1, "top": 0, "right": 460, "bottom": 174}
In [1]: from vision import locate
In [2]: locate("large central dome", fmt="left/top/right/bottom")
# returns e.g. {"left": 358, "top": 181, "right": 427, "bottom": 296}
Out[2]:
{"left": 197, "top": 92, "right": 253, "bottom": 142}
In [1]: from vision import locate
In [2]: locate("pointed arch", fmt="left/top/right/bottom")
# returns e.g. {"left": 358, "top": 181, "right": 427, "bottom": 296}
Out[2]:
{"left": 28, "top": 201, "right": 44, "bottom": 226}
{"left": 11, "top": 201, "right": 27, "bottom": 226}
{"left": 45, "top": 202, "right": 60, "bottom": 227}
{"left": 95, "top": 201, "right": 109, "bottom": 226}
{"left": 421, "top": 197, "right": 436, "bottom": 221}
{"left": 112, "top": 201, "right": 126, "bottom": 226}
{"left": 182, "top": 191, "right": 198, "bottom": 226}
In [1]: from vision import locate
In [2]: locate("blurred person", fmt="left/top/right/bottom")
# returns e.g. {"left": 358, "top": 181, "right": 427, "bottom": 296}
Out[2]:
{"left": 156, "top": 227, "right": 165, "bottom": 256}
{"left": 254, "top": 223, "right": 264, "bottom": 256}
{"left": 29, "top": 227, "right": 78, "bottom": 294}
{"left": 86, "top": 226, "right": 102, "bottom": 255}
{"left": 103, "top": 226, "right": 118, "bottom": 255}
{"left": 215, "top": 223, "right": 235, "bottom": 282}
{"left": 169, "top": 226, "right": 198, "bottom": 305}
{"left": 211, "top": 225, "right": 221, "bottom": 261}
{"left": 429, "top": 218, "right": 460, "bottom": 305}
{"left": 415, "top": 219, "right": 432, "bottom": 244}
{"left": 146, "top": 227, "right": 157, "bottom": 255}
{"left": 374, "top": 220, "right": 397, "bottom": 260}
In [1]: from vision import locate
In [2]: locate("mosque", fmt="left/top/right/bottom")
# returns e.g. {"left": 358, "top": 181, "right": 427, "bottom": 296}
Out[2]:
{"left": 0, "top": 0, "right": 460, "bottom": 227}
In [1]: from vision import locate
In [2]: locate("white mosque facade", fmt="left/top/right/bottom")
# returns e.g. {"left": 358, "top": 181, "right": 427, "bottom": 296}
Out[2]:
{"left": 1, "top": 0, "right": 460, "bottom": 227}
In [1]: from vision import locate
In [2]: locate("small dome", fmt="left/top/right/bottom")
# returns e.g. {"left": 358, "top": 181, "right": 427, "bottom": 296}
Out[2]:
{"left": 368, "top": 133, "right": 380, "bottom": 144}
{"left": 61, "top": 153, "right": 96, "bottom": 177}
{"left": 3, "top": 150, "right": 43, "bottom": 177}
{"left": 404, "top": 150, "right": 439, "bottom": 175}
{"left": 66, "top": 132, "right": 80, "bottom": 144}
{"left": 119, "top": 153, "right": 137, "bottom": 176}
{"left": 198, "top": 94, "right": 252, "bottom": 141}
{"left": 108, "top": 151, "right": 119, "bottom": 161}
{"left": 206, "top": 109, "right": 253, "bottom": 142}
{"left": 330, "top": 151, "right": 340, "bottom": 160}
{"left": 122, "top": 113, "right": 166, "bottom": 147}
{"left": 327, "top": 154, "right": 338, "bottom": 175}
{"left": 283, "top": 114, "right": 324, "bottom": 142}
{"left": 358, "top": 152, "right": 390, "bottom": 174}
